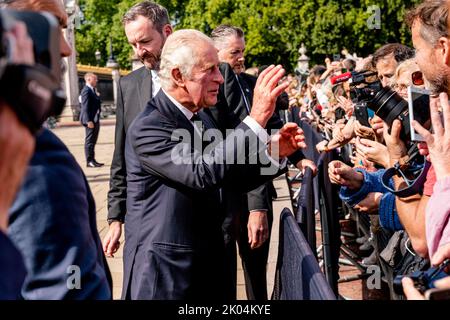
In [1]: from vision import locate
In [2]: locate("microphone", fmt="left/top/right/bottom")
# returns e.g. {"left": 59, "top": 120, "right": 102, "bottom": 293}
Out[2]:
{"left": 330, "top": 72, "right": 352, "bottom": 85}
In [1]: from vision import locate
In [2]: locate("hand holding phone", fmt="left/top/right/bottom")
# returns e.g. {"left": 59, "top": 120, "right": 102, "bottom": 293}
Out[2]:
{"left": 408, "top": 86, "right": 431, "bottom": 142}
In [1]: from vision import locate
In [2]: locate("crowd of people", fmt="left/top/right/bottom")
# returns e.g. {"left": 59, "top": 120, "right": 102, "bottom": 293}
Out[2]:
{"left": 281, "top": 0, "right": 450, "bottom": 300}
{"left": 0, "top": 0, "right": 450, "bottom": 301}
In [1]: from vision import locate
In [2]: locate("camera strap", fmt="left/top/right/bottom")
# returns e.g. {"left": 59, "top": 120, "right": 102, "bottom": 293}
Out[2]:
{"left": 381, "top": 147, "right": 431, "bottom": 198}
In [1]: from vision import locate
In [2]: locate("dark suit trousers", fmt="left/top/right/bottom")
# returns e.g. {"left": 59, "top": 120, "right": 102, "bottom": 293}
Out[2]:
{"left": 84, "top": 123, "right": 100, "bottom": 163}
{"left": 237, "top": 206, "right": 273, "bottom": 301}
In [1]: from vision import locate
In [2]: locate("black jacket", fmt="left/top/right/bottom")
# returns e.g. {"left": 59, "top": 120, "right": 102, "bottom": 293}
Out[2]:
{"left": 107, "top": 67, "right": 153, "bottom": 222}
{"left": 80, "top": 85, "right": 101, "bottom": 125}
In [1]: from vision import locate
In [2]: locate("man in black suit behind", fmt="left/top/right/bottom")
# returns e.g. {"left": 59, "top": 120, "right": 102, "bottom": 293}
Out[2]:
{"left": 80, "top": 72, "right": 103, "bottom": 168}
{"left": 123, "top": 29, "right": 307, "bottom": 299}
{"left": 208, "top": 25, "right": 317, "bottom": 300}
{"left": 103, "top": 1, "right": 173, "bottom": 257}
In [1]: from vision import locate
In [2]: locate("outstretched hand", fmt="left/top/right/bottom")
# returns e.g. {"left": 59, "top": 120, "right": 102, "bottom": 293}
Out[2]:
{"left": 328, "top": 160, "right": 364, "bottom": 189}
{"left": 268, "top": 122, "right": 306, "bottom": 159}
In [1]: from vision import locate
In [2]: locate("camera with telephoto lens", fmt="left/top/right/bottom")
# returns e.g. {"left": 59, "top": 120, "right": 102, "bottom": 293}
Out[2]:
{"left": 333, "top": 70, "right": 430, "bottom": 147}
{"left": 331, "top": 70, "right": 431, "bottom": 196}
{"left": 0, "top": 9, "right": 66, "bottom": 134}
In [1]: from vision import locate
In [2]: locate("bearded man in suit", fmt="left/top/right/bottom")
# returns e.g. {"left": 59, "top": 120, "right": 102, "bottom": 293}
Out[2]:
{"left": 103, "top": 1, "right": 173, "bottom": 257}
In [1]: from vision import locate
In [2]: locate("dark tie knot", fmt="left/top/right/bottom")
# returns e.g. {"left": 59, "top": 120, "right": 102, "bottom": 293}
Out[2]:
{"left": 190, "top": 113, "right": 201, "bottom": 122}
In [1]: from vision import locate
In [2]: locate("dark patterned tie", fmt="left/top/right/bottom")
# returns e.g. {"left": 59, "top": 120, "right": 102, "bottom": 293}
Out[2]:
{"left": 190, "top": 113, "right": 204, "bottom": 135}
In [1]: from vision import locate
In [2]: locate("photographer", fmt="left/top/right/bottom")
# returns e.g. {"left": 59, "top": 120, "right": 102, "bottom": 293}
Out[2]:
{"left": 3, "top": 0, "right": 111, "bottom": 299}
{"left": 372, "top": 43, "right": 415, "bottom": 88}
{"left": 378, "top": 0, "right": 450, "bottom": 258}
{"left": 0, "top": 21, "right": 35, "bottom": 299}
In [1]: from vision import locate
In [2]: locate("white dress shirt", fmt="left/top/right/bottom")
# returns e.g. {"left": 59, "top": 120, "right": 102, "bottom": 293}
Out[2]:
{"left": 151, "top": 70, "right": 161, "bottom": 98}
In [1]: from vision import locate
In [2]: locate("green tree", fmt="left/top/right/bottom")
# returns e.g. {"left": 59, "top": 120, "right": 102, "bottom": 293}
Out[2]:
{"left": 75, "top": 0, "right": 422, "bottom": 71}
{"left": 75, "top": 0, "right": 188, "bottom": 69}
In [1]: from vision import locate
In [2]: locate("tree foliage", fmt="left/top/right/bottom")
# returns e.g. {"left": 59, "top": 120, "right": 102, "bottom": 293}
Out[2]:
{"left": 75, "top": 0, "right": 422, "bottom": 71}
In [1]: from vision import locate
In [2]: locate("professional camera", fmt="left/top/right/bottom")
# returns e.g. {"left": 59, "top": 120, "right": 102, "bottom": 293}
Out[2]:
{"left": 0, "top": 9, "right": 66, "bottom": 134}
{"left": 331, "top": 70, "right": 431, "bottom": 196}
{"left": 332, "top": 70, "right": 429, "bottom": 145}
{"left": 393, "top": 259, "right": 450, "bottom": 296}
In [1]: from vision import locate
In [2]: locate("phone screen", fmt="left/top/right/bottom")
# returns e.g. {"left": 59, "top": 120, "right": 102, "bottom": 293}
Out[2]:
{"left": 408, "top": 86, "right": 431, "bottom": 142}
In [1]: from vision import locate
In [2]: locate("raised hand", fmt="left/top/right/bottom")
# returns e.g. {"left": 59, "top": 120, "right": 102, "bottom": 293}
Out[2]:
{"left": 328, "top": 160, "right": 364, "bottom": 189}
{"left": 250, "top": 65, "right": 289, "bottom": 128}
{"left": 369, "top": 115, "right": 384, "bottom": 141}
{"left": 354, "top": 120, "right": 375, "bottom": 140}
{"left": 355, "top": 137, "right": 389, "bottom": 168}
{"left": 413, "top": 93, "right": 450, "bottom": 178}
{"left": 383, "top": 119, "right": 407, "bottom": 167}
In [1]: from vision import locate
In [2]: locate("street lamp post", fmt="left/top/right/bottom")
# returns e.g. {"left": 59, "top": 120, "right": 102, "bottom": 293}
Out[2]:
{"left": 62, "top": 0, "right": 81, "bottom": 122}
{"left": 296, "top": 43, "right": 310, "bottom": 84}
{"left": 106, "top": 37, "right": 120, "bottom": 111}
{"left": 95, "top": 49, "right": 101, "bottom": 66}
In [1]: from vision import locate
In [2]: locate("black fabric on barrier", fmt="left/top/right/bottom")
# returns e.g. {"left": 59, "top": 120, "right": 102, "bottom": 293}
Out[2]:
{"left": 296, "top": 167, "right": 317, "bottom": 257}
{"left": 298, "top": 121, "right": 324, "bottom": 212}
{"left": 317, "top": 151, "right": 342, "bottom": 296}
{"left": 272, "top": 208, "right": 336, "bottom": 300}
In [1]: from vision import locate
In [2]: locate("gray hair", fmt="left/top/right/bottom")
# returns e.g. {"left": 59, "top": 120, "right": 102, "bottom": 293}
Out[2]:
{"left": 210, "top": 24, "right": 244, "bottom": 50}
{"left": 122, "top": 1, "right": 169, "bottom": 32}
{"left": 158, "top": 29, "right": 213, "bottom": 89}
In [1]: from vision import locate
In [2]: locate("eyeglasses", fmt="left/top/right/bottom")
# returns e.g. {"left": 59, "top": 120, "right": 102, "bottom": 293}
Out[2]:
{"left": 411, "top": 71, "right": 424, "bottom": 86}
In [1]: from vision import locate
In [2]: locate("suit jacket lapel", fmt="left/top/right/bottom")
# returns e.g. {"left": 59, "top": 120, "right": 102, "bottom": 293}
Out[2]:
{"left": 238, "top": 75, "right": 253, "bottom": 108}
{"left": 138, "top": 68, "right": 152, "bottom": 112}
{"left": 152, "top": 91, "right": 198, "bottom": 148}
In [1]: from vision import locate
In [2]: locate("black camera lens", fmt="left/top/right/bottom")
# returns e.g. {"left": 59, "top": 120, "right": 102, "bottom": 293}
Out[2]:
{"left": 369, "top": 87, "right": 410, "bottom": 142}
{"left": 371, "top": 87, "right": 408, "bottom": 126}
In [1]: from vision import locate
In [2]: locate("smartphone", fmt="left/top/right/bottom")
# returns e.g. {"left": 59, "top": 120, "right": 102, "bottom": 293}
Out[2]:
{"left": 354, "top": 103, "right": 371, "bottom": 127}
{"left": 408, "top": 86, "right": 431, "bottom": 142}
{"left": 333, "top": 54, "right": 341, "bottom": 62}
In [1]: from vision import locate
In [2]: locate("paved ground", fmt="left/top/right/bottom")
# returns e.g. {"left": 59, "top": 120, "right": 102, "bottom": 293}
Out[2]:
{"left": 52, "top": 118, "right": 293, "bottom": 300}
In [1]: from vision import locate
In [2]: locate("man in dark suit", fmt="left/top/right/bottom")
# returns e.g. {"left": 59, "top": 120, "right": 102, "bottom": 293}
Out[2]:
{"left": 123, "top": 29, "right": 306, "bottom": 300}
{"left": 6, "top": 0, "right": 112, "bottom": 299}
{"left": 80, "top": 72, "right": 103, "bottom": 168}
{"left": 103, "top": 1, "right": 173, "bottom": 257}
{"left": 209, "top": 25, "right": 316, "bottom": 300}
